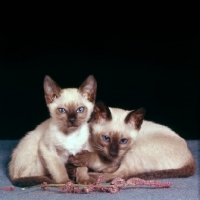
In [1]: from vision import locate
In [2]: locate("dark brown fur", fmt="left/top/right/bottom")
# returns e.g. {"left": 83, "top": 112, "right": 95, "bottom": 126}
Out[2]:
{"left": 90, "top": 131, "right": 133, "bottom": 162}
{"left": 55, "top": 103, "right": 89, "bottom": 134}
{"left": 130, "top": 162, "right": 196, "bottom": 180}
{"left": 90, "top": 101, "right": 112, "bottom": 122}
{"left": 44, "top": 76, "right": 61, "bottom": 104}
{"left": 124, "top": 108, "right": 146, "bottom": 129}
{"left": 11, "top": 176, "right": 55, "bottom": 187}
{"left": 79, "top": 76, "right": 97, "bottom": 103}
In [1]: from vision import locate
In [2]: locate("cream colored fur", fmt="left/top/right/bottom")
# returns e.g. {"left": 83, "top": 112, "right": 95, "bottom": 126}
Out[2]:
{"left": 73, "top": 105, "right": 196, "bottom": 183}
{"left": 9, "top": 75, "right": 96, "bottom": 186}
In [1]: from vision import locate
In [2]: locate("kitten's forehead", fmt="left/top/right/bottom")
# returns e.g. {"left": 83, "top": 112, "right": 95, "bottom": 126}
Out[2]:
{"left": 50, "top": 88, "right": 94, "bottom": 109}
{"left": 109, "top": 107, "right": 132, "bottom": 133}
{"left": 58, "top": 89, "right": 82, "bottom": 104}
{"left": 110, "top": 107, "right": 130, "bottom": 121}
{"left": 92, "top": 107, "right": 137, "bottom": 137}
{"left": 106, "top": 131, "right": 126, "bottom": 138}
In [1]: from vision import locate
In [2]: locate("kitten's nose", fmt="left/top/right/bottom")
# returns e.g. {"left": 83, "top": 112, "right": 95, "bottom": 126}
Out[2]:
{"left": 109, "top": 151, "right": 117, "bottom": 157}
{"left": 68, "top": 117, "right": 76, "bottom": 124}
{"left": 109, "top": 143, "right": 118, "bottom": 157}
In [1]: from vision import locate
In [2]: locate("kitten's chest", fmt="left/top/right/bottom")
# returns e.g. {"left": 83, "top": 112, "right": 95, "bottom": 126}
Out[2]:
{"left": 56, "top": 125, "right": 89, "bottom": 163}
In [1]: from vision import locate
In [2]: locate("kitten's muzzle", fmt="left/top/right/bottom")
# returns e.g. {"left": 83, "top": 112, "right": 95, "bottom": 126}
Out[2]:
{"left": 109, "top": 151, "right": 118, "bottom": 157}
{"left": 68, "top": 117, "right": 76, "bottom": 124}
{"left": 109, "top": 143, "right": 119, "bottom": 158}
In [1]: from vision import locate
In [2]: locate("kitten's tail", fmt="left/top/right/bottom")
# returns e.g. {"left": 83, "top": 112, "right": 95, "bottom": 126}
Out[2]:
{"left": 131, "top": 160, "right": 196, "bottom": 180}
{"left": 11, "top": 176, "right": 56, "bottom": 187}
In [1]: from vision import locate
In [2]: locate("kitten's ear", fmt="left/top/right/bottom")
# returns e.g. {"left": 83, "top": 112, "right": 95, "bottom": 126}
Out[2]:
{"left": 124, "top": 108, "right": 146, "bottom": 129}
{"left": 78, "top": 75, "right": 97, "bottom": 102}
{"left": 43, "top": 75, "right": 62, "bottom": 104}
{"left": 91, "top": 101, "right": 112, "bottom": 122}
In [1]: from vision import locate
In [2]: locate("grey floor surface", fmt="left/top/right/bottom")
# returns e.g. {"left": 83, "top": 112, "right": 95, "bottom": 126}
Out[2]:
{"left": 0, "top": 140, "right": 199, "bottom": 200}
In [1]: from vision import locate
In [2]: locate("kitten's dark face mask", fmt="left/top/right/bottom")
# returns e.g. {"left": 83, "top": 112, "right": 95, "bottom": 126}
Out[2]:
{"left": 55, "top": 105, "right": 89, "bottom": 134}
{"left": 89, "top": 101, "right": 145, "bottom": 161}
{"left": 90, "top": 130, "right": 132, "bottom": 161}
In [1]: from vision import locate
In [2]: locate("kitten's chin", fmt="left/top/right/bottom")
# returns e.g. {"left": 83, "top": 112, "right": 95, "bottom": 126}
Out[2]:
{"left": 108, "top": 156, "right": 119, "bottom": 161}
{"left": 101, "top": 153, "right": 119, "bottom": 162}
{"left": 68, "top": 125, "right": 79, "bottom": 132}
{"left": 59, "top": 125, "right": 79, "bottom": 135}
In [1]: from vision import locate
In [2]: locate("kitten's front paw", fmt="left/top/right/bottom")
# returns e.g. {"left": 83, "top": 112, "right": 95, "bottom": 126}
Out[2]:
{"left": 59, "top": 177, "right": 74, "bottom": 184}
{"left": 55, "top": 174, "right": 73, "bottom": 184}
{"left": 76, "top": 175, "right": 98, "bottom": 185}
{"left": 68, "top": 150, "right": 91, "bottom": 167}
{"left": 66, "top": 164, "right": 77, "bottom": 180}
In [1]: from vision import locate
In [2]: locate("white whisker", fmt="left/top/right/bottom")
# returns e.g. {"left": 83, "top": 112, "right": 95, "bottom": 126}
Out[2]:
{"left": 92, "top": 141, "right": 104, "bottom": 152}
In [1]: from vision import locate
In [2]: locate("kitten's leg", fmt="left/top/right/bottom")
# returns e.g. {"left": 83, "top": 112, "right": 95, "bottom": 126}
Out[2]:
{"left": 66, "top": 164, "right": 100, "bottom": 184}
{"left": 68, "top": 150, "right": 106, "bottom": 171}
{"left": 40, "top": 142, "right": 71, "bottom": 183}
{"left": 88, "top": 165, "right": 128, "bottom": 183}
{"left": 75, "top": 166, "right": 119, "bottom": 184}
{"left": 68, "top": 150, "right": 121, "bottom": 183}
{"left": 66, "top": 164, "right": 77, "bottom": 182}
{"left": 101, "top": 166, "right": 119, "bottom": 173}
{"left": 76, "top": 167, "right": 97, "bottom": 184}
{"left": 66, "top": 165, "right": 91, "bottom": 184}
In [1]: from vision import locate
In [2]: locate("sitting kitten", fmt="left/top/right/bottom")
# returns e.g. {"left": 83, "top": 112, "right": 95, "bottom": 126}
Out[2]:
{"left": 69, "top": 101, "right": 196, "bottom": 184}
{"left": 8, "top": 75, "right": 97, "bottom": 187}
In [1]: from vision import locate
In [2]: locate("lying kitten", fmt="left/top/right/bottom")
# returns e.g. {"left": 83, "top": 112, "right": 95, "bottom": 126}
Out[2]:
{"left": 69, "top": 101, "right": 196, "bottom": 184}
{"left": 8, "top": 75, "right": 97, "bottom": 187}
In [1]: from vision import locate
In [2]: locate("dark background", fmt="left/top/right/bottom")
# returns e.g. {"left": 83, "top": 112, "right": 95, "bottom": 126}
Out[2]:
{"left": 1, "top": 1, "right": 199, "bottom": 140}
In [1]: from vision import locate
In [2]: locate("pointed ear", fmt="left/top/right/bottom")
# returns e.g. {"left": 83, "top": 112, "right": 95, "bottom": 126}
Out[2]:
{"left": 43, "top": 75, "right": 62, "bottom": 104}
{"left": 78, "top": 75, "right": 97, "bottom": 102}
{"left": 91, "top": 101, "right": 112, "bottom": 122}
{"left": 124, "top": 108, "right": 146, "bottom": 129}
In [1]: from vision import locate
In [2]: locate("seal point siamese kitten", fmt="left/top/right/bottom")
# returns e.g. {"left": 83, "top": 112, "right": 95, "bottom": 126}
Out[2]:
{"left": 68, "top": 101, "right": 196, "bottom": 184}
{"left": 8, "top": 75, "right": 97, "bottom": 187}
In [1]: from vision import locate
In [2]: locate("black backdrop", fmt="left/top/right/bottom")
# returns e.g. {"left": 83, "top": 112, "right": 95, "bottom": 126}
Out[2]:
{"left": 1, "top": 2, "right": 199, "bottom": 140}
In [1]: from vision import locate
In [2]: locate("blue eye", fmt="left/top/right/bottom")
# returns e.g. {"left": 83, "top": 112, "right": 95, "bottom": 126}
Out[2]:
{"left": 58, "top": 108, "right": 66, "bottom": 114}
{"left": 102, "top": 135, "right": 110, "bottom": 142}
{"left": 120, "top": 138, "right": 128, "bottom": 144}
{"left": 77, "top": 107, "right": 84, "bottom": 113}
